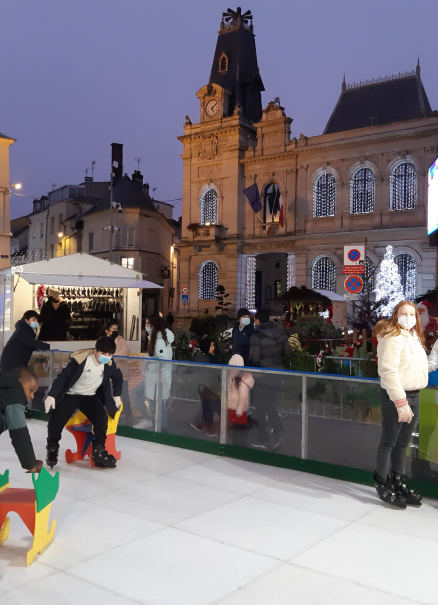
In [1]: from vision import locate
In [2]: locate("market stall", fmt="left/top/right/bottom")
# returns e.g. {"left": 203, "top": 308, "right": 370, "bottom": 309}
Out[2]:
{"left": 0, "top": 253, "right": 162, "bottom": 352}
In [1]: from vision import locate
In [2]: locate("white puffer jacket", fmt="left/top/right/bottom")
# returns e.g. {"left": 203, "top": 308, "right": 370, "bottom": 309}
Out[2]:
{"left": 377, "top": 329, "right": 428, "bottom": 402}
{"left": 427, "top": 339, "right": 438, "bottom": 373}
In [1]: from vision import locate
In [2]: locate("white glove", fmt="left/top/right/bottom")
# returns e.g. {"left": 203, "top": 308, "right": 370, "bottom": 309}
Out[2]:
{"left": 397, "top": 404, "right": 414, "bottom": 424}
{"left": 114, "top": 396, "right": 122, "bottom": 410}
{"left": 44, "top": 396, "right": 56, "bottom": 414}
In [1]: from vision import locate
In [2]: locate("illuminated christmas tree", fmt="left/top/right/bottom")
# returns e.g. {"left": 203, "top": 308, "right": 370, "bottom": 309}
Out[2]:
{"left": 374, "top": 245, "right": 404, "bottom": 316}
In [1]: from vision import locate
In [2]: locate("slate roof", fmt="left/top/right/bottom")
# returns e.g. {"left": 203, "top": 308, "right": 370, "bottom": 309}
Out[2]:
{"left": 324, "top": 72, "right": 434, "bottom": 134}
{"left": 84, "top": 175, "right": 159, "bottom": 217}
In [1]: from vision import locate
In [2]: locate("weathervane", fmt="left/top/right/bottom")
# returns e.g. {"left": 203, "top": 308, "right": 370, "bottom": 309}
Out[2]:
{"left": 222, "top": 7, "right": 253, "bottom": 26}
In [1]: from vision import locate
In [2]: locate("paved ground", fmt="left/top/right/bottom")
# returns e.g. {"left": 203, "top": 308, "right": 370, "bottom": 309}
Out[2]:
{"left": 1, "top": 420, "right": 438, "bottom": 604}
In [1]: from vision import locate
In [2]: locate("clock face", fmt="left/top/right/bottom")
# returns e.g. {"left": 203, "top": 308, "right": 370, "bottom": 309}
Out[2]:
{"left": 205, "top": 99, "right": 219, "bottom": 117}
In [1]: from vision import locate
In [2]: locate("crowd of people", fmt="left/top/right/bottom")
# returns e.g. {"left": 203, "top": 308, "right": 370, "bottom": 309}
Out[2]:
{"left": 1, "top": 294, "right": 438, "bottom": 510}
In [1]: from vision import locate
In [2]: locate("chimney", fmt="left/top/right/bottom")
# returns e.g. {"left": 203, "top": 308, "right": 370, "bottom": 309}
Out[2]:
{"left": 132, "top": 170, "right": 144, "bottom": 185}
{"left": 111, "top": 143, "right": 123, "bottom": 182}
{"left": 143, "top": 182, "right": 150, "bottom": 197}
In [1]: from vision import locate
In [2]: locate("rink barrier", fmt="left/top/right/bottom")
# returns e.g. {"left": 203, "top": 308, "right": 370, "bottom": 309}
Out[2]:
{"left": 25, "top": 351, "right": 438, "bottom": 500}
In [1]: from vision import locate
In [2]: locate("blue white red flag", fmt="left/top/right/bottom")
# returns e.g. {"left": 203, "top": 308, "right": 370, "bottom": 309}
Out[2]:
{"left": 242, "top": 184, "right": 262, "bottom": 213}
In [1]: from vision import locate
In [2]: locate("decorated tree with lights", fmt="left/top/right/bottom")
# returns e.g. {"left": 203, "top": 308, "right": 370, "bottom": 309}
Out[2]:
{"left": 374, "top": 245, "right": 404, "bottom": 316}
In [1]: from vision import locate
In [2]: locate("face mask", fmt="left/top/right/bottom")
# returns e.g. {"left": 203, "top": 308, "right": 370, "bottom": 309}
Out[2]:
{"left": 110, "top": 331, "right": 119, "bottom": 339}
{"left": 145, "top": 327, "right": 151, "bottom": 335}
{"left": 98, "top": 355, "right": 111, "bottom": 365}
{"left": 30, "top": 321, "right": 38, "bottom": 329}
{"left": 240, "top": 317, "right": 250, "bottom": 326}
{"left": 398, "top": 316, "right": 417, "bottom": 331}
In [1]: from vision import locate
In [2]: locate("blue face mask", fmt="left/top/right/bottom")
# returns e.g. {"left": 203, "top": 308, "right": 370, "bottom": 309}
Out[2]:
{"left": 145, "top": 327, "right": 151, "bottom": 335}
{"left": 240, "top": 317, "right": 250, "bottom": 327}
{"left": 30, "top": 321, "right": 38, "bottom": 329}
{"left": 98, "top": 355, "right": 111, "bottom": 365}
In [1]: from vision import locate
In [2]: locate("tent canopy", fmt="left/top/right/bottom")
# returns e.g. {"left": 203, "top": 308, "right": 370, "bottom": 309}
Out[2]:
{"left": 313, "top": 289, "right": 345, "bottom": 302}
{"left": 11, "top": 253, "right": 163, "bottom": 289}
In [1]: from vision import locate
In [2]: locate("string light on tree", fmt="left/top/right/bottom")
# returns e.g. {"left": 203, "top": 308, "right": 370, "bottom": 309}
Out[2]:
{"left": 374, "top": 245, "right": 404, "bottom": 315}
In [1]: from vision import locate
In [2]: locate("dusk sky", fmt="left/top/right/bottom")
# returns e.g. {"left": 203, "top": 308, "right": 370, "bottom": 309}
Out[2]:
{"left": 2, "top": 0, "right": 438, "bottom": 220}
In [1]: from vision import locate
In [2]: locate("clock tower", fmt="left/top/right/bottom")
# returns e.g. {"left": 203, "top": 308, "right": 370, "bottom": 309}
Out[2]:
{"left": 177, "top": 7, "right": 264, "bottom": 318}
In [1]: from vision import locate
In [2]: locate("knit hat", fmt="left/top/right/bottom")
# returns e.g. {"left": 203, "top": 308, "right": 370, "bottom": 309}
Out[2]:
{"left": 229, "top": 354, "right": 244, "bottom": 366}
{"left": 199, "top": 338, "right": 214, "bottom": 355}
{"left": 47, "top": 287, "right": 61, "bottom": 299}
{"left": 237, "top": 308, "right": 251, "bottom": 319}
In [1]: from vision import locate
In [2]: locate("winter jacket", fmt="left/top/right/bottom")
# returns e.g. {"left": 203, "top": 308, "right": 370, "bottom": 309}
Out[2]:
{"left": 0, "top": 371, "right": 37, "bottom": 470}
{"left": 248, "top": 322, "right": 291, "bottom": 369}
{"left": 0, "top": 318, "right": 50, "bottom": 372}
{"left": 193, "top": 352, "right": 221, "bottom": 397}
{"left": 231, "top": 323, "right": 255, "bottom": 365}
{"left": 38, "top": 298, "right": 72, "bottom": 341}
{"left": 427, "top": 339, "right": 438, "bottom": 373}
{"left": 48, "top": 349, "right": 123, "bottom": 418}
{"left": 377, "top": 329, "right": 428, "bottom": 402}
{"left": 227, "top": 368, "right": 254, "bottom": 417}
{"left": 143, "top": 329, "right": 174, "bottom": 400}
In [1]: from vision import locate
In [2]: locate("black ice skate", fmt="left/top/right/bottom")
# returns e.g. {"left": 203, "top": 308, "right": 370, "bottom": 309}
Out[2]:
{"left": 373, "top": 472, "right": 406, "bottom": 508}
{"left": 391, "top": 470, "right": 422, "bottom": 506}
{"left": 92, "top": 444, "right": 116, "bottom": 468}
{"left": 46, "top": 445, "right": 59, "bottom": 469}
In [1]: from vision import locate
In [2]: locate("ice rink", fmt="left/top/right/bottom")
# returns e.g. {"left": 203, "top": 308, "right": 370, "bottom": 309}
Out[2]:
{"left": 1, "top": 419, "right": 438, "bottom": 604}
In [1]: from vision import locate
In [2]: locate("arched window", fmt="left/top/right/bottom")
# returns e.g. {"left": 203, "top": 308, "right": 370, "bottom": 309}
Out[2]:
{"left": 198, "top": 261, "right": 218, "bottom": 300}
{"left": 350, "top": 168, "right": 375, "bottom": 214}
{"left": 395, "top": 253, "right": 416, "bottom": 299}
{"left": 219, "top": 53, "right": 228, "bottom": 73}
{"left": 390, "top": 162, "right": 417, "bottom": 211}
{"left": 263, "top": 183, "right": 281, "bottom": 223}
{"left": 313, "top": 173, "right": 336, "bottom": 217}
{"left": 199, "top": 188, "right": 218, "bottom": 225}
{"left": 312, "top": 256, "right": 336, "bottom": 292}
{"left": 365, "top": 256, "right": 375, "bottom": 290}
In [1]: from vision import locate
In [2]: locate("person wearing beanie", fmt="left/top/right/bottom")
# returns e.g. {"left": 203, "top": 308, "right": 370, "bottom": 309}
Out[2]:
{"left": 191, "top": 338, "right": 221, "bottom": 436}
{"left": 0, "top": 310, "right": 50, "bottom": 372}
{"left": 38, "top": 287, "right": 72, "bottom": 341}
{"left": 231, "top": 308, "right": 254, "bottom": 365}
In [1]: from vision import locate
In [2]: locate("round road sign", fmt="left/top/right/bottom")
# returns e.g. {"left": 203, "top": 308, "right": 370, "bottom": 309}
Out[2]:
{"left": 344, "top": 275, "right": 363, "bottom": 294}
{"left": 347, "top": 249, "right": 361, "bottom": 262}
{"left": 181, "top": 286, "right": 189, "bottom": 295}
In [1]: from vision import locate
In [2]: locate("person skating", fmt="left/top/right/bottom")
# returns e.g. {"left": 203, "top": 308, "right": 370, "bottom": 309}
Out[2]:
{"left": 0, "top": 367, "right": 43, "bottom": 473}
{"left": 0, "top": 310, "right": 50, "bottom": 372}
{"left": 231, "top": 308, "right": 254, "bottom": 365}
{"left": 38, "top": 288, "right": 72, "bottom": 341}
{"left": 248, "top": 309, "right": 291, "bottom": 451}
{"left": 191, "top": 338, "right": 221, "bottom": 436}
{"left": 373, "top": 300, "right": 427, "bottom": 507}
{"left": 44, "top": 336, "right": 123, "bottom": 468}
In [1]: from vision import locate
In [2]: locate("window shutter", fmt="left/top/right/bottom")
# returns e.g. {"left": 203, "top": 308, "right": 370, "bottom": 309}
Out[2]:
{"left": 133, "top": 257, "right": 141, "bottom": 272}
{"left": 120, "top": 227, "right": 127, "bottom": 247}
{"left": 128, "top": 227, "right": 135, "bottom": 247}
{"left": 88, "top": 232, "right": 94, "bottom": 251}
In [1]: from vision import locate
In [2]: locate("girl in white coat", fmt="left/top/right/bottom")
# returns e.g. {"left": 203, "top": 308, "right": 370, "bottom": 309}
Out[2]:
{"left": 373, "top": 300, "right": 427, "bottom": 507}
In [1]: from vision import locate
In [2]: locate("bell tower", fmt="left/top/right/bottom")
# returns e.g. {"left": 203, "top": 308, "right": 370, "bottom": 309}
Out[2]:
{"left": 177, "top": 8, "right": 263, "bottom": 318}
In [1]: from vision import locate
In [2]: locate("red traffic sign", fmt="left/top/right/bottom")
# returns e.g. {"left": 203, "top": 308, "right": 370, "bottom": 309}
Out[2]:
{"left": 344, "top": 275, "right": 364, "bottom": 294}
{"left": 344, "top": 245, "right": 365, "bottom": 267}
{"left": 181, "top": 286, "right": 189, "bottom": 295}
{"left": 347, "top": 249, "right": 361, "bottom": 262}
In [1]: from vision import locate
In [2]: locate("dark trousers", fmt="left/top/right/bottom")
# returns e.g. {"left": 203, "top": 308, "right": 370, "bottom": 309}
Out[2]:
{"left": 201, "top": 398, "right": 221, "bottom": 428}
{"left": 47, "top": 394, "right": 108, "bottom": 449}
{"left": 252, "top": 377, "right": 284, "bottom": 443}
{"left": 376, "top": 387, "right": 420, "bottom": 479}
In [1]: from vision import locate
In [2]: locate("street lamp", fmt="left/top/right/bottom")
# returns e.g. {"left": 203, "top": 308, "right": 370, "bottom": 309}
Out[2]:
{"left": 10, "top": 183, "right": 22, "bottom": 189}
{"left": 57, "top": 232, "right": 63, "bottom": 238}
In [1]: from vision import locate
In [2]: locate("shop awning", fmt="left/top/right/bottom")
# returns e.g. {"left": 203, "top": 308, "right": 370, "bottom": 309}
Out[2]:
{"left": 11, "top": 253, "right": 163, "bottom": 289}
{"left": 313, "top": 289, "right": 345, "bottom": 302}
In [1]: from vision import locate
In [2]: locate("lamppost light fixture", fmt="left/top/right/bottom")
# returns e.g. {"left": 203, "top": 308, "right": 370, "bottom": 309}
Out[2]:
{"left": 10, "top": 183, "right": 22, "bottom": 189}
{"left": 57, "top": 232, "right": 63, "bottom": 238}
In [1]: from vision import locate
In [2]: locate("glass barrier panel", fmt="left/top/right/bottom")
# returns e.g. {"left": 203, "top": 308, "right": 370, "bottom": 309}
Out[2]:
{"left": 410, "top": 387, "right": 438, "bottom": 482}
{"left": 226, "top": 368, "right": 302, "bottom": 458}
{"left": 29, "top": 351, "right": 71, "bottom": 411}
{"left": 306, "top": 375, "right": 381, "bottom": 471}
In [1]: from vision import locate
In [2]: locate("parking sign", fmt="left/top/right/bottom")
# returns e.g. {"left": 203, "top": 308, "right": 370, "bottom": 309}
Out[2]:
{"left": 343, "top": 245, "right": 365, "bottom": 274}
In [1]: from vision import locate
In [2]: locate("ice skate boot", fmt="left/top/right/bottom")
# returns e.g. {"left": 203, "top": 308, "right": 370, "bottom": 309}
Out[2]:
{"left": 46, "top": 445, "right": 59, "bottom": 469}
{"left": 92, "top": 443, "right": 116, "bottom": 468}
{"left": 373, "top": 472, "right": 406, "bottom": 508}
{"left": 391, "top": 470, "right": 422, "bottom": 506}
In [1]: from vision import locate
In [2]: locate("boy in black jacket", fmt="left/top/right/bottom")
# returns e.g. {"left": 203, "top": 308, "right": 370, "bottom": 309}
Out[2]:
{"left": 0, "top": 367, "right": 43, "bottom": 473}
{"left": 45, "top": 336, "right": 123, "bottom": 469}
{"left": 0, "top": 310, "right": 50, "bottom": 372}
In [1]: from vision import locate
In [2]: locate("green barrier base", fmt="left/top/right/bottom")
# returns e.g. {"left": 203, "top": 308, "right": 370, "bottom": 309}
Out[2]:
{"left": 27, "top": 410, "right": 438, "bottom": 500}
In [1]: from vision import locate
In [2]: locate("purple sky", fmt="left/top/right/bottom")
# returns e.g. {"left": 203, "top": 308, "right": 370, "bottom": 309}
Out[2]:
{"left": 2, "top": 0, "right": 437, "bottom": 220}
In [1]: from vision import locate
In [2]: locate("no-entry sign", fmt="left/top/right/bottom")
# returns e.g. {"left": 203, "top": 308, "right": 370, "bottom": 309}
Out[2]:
{"left": 344, "top": 275, "right": 364, "bottom": 294}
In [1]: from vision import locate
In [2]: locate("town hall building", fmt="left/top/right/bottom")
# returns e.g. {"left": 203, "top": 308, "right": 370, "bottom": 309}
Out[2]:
{"left": 176, "top": 7, "right": 438, "bottom": 318}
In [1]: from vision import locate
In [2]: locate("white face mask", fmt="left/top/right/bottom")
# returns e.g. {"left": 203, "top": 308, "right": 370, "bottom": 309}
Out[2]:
{"left": 398, "top": 315, "right": 417, "bottom": 331}
{"left": 240, "top": 317, "right": 250, "bottom": 327}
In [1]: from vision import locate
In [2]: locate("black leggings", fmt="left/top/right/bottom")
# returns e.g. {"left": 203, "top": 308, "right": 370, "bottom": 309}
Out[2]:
{"left": 47, "top": 394, "right": 108, "bottom": 449}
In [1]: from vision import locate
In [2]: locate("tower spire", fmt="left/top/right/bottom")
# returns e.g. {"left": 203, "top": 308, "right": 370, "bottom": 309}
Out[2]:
{"left": 416, "top": 55, "right": 420, "bottom": 77}
{"left": 342, "top": 73, "right": 346, "bottom": 93}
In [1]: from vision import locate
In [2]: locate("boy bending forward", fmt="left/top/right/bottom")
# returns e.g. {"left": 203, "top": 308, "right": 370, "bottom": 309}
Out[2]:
{"left": 45, "top": 336, "right": 123, "bottom": 468}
